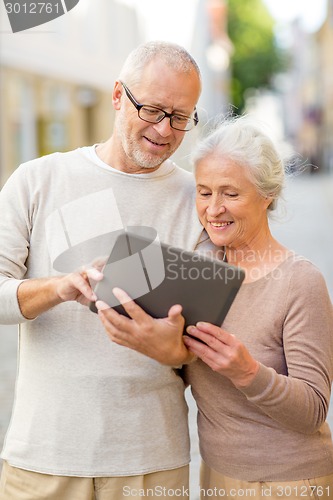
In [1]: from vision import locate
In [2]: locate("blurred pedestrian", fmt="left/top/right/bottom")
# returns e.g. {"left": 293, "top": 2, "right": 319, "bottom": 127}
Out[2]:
{"left": 0, "top": 40, "right": 202, "bottom": 500}
{"left": 98, "top": 115, "right": 333, "bottom": 499}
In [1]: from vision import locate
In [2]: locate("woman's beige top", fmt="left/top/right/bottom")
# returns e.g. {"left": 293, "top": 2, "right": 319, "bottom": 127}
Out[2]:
{"left": 185, "top": 254, "right": 333, "bottom": 481}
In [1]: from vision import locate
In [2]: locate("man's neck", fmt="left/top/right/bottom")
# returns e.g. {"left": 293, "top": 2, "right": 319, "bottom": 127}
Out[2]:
{"left": 95, "top": 137, "right": 161, "bottom": 175}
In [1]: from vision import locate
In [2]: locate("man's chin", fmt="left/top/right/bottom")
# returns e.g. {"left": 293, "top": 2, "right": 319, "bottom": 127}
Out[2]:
{"left": 133, "top": 151, "right": 171, "bottom": 170}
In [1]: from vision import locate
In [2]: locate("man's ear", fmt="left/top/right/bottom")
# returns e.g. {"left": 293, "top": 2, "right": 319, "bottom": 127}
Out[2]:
{"left": 112, "top": 81, "right": 123, "bottom": 110}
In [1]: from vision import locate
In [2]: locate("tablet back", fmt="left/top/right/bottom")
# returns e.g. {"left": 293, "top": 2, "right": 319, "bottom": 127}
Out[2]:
{"left": 90, "top": 230, "right": 245, "bottom": 327}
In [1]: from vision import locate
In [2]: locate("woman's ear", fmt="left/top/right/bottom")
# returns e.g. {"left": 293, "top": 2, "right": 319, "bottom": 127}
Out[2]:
{"left": 264, "top": 195, "right": 274, "bottom": 210}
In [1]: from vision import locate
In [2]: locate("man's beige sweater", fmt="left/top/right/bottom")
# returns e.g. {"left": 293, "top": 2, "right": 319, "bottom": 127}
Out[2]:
{"left": 0, "top": 147, "right": 203, "bottom": 476}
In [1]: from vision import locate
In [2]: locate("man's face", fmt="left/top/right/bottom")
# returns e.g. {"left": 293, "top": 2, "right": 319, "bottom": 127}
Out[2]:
{"left": 113, "top": 60, "right": 201, "bottom": 174}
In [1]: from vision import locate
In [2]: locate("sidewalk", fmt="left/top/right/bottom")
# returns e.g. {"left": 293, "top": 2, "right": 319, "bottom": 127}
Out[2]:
{"left": 269, "top": 171, "right": 333, "bottom": 299}
{"left": 0, "top": 324, "right": 17, "bottom": 461}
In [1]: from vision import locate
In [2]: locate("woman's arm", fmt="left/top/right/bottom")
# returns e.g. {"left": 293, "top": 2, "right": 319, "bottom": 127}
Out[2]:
{"left": 184, "top": 262, "right": 333, "bottom": 434}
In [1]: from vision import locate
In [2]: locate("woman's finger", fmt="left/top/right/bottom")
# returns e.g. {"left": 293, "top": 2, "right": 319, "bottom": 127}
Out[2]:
{"left": 192, "top": 322, "right": 235, "bottom": 345}
{"left": 186, "top": 325, "right": 215, "bottom": 345}
{"left": 183, "top": 335, "right": 221, "bottom": 366}
{"left": 185, "top": 325, "right": 234, "bottom": 356}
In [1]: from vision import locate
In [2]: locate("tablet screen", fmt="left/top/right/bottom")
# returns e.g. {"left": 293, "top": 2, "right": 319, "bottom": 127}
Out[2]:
{"left": 90, "top": 229, "right": 244, "bottom": 327}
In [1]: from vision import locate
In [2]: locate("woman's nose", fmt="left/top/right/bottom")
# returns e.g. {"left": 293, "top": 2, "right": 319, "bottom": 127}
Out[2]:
{"left": 206, "top": 199, "right": 226, "bottom": 217}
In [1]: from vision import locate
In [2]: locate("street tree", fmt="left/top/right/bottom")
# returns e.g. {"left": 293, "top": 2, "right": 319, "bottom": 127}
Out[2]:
{"left": 227, "top": 0, "right": 285, "bottom": 112}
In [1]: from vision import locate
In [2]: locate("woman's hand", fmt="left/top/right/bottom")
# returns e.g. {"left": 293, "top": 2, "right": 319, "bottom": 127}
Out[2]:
{"left": 96, "top": 288, "right": 195, "bottom": 366}
{"left": 184, "top": 322, "right": 259, "bottom": 388}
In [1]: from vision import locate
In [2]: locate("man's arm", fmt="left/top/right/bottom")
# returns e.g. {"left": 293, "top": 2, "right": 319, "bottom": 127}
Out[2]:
{"left": 17, "top": 268, "right": 103, "bottom": 320}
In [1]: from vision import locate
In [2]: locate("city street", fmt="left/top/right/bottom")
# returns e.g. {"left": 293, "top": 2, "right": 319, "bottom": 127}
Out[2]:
{"left": 0, "top": 171, "right": 332, "bottom": 499}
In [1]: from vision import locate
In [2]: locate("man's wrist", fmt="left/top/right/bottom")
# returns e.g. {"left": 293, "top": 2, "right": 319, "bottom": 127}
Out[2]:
{"left": 18, "top": 277, "right": 63, "bottom": 319}
{"left": 169, "top": 346, "right": 197, "bottom": 368}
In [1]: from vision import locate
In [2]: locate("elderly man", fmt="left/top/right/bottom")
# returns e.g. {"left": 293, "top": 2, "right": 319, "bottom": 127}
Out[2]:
{"left": 0, "top": 41, "right": 202, "bottom": 500}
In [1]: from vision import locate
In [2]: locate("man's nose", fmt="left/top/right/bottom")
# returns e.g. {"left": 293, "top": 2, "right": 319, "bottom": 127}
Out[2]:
{"left": 152, "top": 117, "right": 174, "bottom": 137}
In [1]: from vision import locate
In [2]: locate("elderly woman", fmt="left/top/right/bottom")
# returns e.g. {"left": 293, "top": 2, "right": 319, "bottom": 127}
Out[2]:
{"left": 97, "top": 116, "right": 333, "bottom": 498}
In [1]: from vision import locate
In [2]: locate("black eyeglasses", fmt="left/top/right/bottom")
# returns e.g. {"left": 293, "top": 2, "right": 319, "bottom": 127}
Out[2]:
{"left": 119, "top": 81, "right": 199, "bottom": 132}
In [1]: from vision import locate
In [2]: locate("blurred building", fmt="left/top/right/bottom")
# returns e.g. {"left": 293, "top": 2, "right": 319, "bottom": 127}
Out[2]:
{"left": 0, "top": 0, "right": 233, "bottom": 184}
{"left": 166, "top": 0, "right": 233, "bottom": 172}
{"left": 192, "top": 0, "right": 233, "bottom": 123}
{"left": 276, "top": 1, "right": 333, "bottom": 173}
{"left": 0, "top": 0, "right": 142, "bottom": 187}
{"left": 317, "top": 0, "right": 333, "bottom": 172}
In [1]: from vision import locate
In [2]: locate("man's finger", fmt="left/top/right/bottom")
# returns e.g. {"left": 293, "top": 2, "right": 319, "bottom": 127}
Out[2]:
{"left": 97, "top": 302, "right": 133, "bottom": 332}
{"left": 167, "top": 304, "right": 184, "bottom": 327}
{"left": 168, "top": 304, "right": 182, "bottom": 318}
{"left": 96, "top": 300, "right": 110, "bottom": 311}
{"left": 98, "top": 310, "right": 131, "bottom": 344}
{"left": 73, "top": 273, "right": 97, "bottom": 301}
{"left": 112, "top": 287, "right": 147, "bottom": 322}
{"left": 86, "top": 268, "right": 104, "bottom": 281}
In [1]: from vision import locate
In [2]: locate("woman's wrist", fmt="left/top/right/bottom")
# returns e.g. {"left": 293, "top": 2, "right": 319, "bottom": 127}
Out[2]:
{"left": 232, "top": 360, "right": 260, "bottom": 389}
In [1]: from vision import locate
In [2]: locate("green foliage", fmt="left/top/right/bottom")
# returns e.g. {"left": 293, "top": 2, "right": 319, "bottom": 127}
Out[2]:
{"left": 227, "top": 0, "right": 285, "bottom": 112}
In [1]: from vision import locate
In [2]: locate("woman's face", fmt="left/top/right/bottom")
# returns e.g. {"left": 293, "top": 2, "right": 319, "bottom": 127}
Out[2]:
{"left": 195, "top": 154, "right": 272, "bottom": 250}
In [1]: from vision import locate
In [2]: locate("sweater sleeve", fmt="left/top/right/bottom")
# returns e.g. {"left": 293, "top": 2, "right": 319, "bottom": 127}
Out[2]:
{"left": 0, "top": 165, "right": 34, "bottom": 324}
{"left": 240, "top": 260, "right": 333, "bottom": 434}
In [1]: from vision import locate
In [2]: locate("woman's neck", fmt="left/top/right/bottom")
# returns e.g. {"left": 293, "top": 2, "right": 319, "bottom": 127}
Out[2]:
{"left": 225, "top": 235, "right": 291, "bottom": 283}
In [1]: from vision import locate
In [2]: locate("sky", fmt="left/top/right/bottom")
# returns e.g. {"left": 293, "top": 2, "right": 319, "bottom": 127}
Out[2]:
{"left": 263, "top": 0, "right": 327, "bottom": 32}
{"left": 118, "top": 0, "right": 328, "bottom": 47}
{"left": 126, "top": 0, "right": 199, "bottom": 46}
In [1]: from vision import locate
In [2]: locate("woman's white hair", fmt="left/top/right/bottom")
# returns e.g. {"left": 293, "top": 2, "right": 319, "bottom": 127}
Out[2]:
{"left": 191, "top": 115, "right": 286, "bottom": 211}
{"left": 119, "top": 40, "right": 201, "bottom": 87}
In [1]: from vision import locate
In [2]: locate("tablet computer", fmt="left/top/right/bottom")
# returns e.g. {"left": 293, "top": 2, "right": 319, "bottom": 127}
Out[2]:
{"left": 89, "top": 229, "right": 245, "bottom": 327}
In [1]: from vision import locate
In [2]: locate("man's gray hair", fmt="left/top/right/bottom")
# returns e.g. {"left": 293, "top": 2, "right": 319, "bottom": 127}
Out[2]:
{"left": 191, "top": 115, "right": 286, "bottom": 211}
{"left": 119, "top": 40, "right": 201, "bottom": 86}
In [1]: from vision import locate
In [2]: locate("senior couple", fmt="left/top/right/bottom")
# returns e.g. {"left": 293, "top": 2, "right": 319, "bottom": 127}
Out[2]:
{"left": 0, "top": 41, "right": 332, "bottom": 500}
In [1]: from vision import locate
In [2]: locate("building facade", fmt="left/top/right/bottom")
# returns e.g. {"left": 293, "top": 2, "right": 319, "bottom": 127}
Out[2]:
{"left": 0, "top": 0, "right": 142, "bottom": 187}
{"left": 277, "top": 1, "right": 333, "bottom": 173}
{"left": 317, "top": 0, "right": 333, "bottom": 172}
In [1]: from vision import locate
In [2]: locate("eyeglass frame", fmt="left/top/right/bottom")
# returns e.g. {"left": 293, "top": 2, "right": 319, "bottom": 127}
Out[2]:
{"left": 119, "top": 80, "right": 199, "bottom": 132}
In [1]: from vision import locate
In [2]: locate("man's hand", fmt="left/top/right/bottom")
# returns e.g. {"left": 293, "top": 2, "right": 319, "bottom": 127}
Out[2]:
{"left": 55, "top": 268, "right": 103, "bottom": 304}
{"left": 18, "top": 268, "right": 103, "bottom": 320}
{"left": 96, "top": 288, "right": 195, "bottom": 366}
